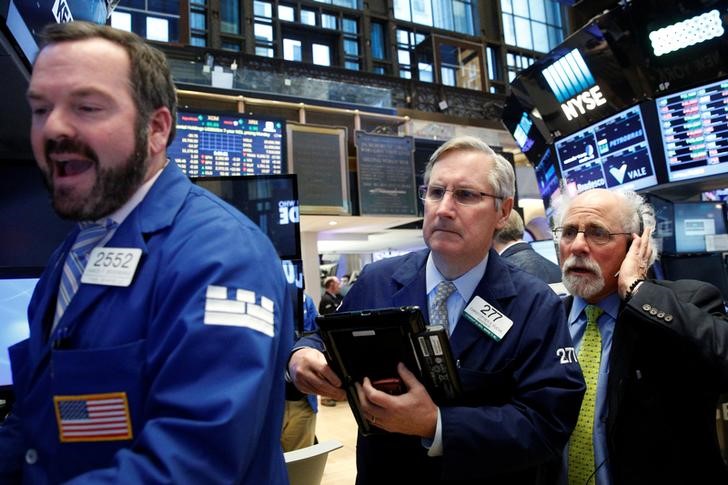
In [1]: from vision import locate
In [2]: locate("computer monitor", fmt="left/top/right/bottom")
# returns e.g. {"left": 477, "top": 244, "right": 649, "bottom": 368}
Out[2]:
{"left": 672, "top": 201, "right": 727, "bottom": 254}
{"left": 644, "top": 193, "right": 676, "bottom": 255}
{"left": 0, "top": 272, "right": 37, "bottom": 418}
{"left": 554, "top": 103, "right": 659, "bottom": 193}
{"left": 661, "top": 253, "right": 728, "bottom": 304}
{"left": 194, "top": 174, "right": 301, "bottom": 261}
{"left": 529, "top": 240, "right": 560, "bottom": 266}
{"left": 655, "top": 77, "right": 728, "bottom": 183}
{"left": 513, "top": 14, "right": 645, "bottom": 138}
{"left": 169, "top": 109, "right": 286, "bottom": 177}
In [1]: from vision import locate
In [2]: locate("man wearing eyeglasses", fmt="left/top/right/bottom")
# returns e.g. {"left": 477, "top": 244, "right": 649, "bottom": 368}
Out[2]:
{"left": 554, "top": 188, "right": 728, "bottom": 485}
{"left": 289, "top": 135, "right": 585, "bottom": 484}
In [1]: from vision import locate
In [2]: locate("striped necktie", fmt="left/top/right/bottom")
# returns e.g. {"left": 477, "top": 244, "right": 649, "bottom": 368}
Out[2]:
{"left": 52, "top": 220, "right": 116, "bottom": 333}
{"left": 568, "top": 304, "right": 604, "bottom": 485}
{"left": 430, "top": 281, "right": 456, "bottom": 331}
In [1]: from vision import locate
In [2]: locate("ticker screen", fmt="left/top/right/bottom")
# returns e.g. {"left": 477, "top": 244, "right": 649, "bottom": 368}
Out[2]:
{"left": 555, "top": 104, "right": 658, "bottom": 193}
{"left": 655, "top": 78, "right": 728, "bottom": 183}
{"left": 169, "top": 110, "right": 285, "bottom": 177}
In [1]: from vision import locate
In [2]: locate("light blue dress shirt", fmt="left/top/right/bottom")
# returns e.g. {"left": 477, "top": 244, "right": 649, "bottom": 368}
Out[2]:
{"left": 566, "top": 293, "right": 620, "bottom": 485}
{"left": 423, "top": 252, "right": 488, "bottom": 456}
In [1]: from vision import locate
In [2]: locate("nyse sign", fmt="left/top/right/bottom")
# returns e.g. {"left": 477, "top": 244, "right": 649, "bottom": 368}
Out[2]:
{"left": 561, "top": 85, "right": 607, "bottom": 121}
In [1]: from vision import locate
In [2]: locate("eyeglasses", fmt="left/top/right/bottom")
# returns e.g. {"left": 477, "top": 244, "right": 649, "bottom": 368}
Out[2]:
{"left": 553, "top": 225, "right": 631, "bottom": 246}
{"left": 418, "top": 185, "right": 501, "bottom": 206}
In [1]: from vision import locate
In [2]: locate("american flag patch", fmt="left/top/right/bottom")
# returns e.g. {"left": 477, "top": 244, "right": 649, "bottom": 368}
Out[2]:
{"left": 53, "top": 392, "right": 133, "bottom": 443}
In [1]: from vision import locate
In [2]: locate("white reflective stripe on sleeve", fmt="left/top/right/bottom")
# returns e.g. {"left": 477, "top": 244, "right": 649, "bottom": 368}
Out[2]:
{"left": 205, "top": 298, "right": 246, "bottom": 314}
{"left": 206, "top": 285, "right": 227, "bottom": 299}
{"left": 236, "top": 289, "right": 255, "bottom": 303}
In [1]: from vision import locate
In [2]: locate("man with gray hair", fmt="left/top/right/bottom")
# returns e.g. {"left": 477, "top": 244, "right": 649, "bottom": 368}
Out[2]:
{"left": 554, "top": 188, "right": 728, "bottom": 484}
{"left": 289, "top": 135, "right": 585, "bottom": 483}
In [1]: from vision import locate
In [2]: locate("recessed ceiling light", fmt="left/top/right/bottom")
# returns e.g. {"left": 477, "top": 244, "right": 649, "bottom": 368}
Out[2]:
{"left": 329, "top": 221, "right": 338, "bottom": 226}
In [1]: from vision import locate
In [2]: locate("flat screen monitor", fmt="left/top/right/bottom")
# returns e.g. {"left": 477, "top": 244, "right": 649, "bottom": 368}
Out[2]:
{"left": 533, "top": 147, "right": 562, "bottom": 211}
{"left": 661, "top": 253, "right": 728, "bottom": 304}
{"left": 169, "top": 110, "right": 286, "bottom": 177}
{"left": 529, "top": 240, "right": 560, "bottom": 266}
{"left": 0, "top": 161, "right": 75, "bottom": 272}
{"left": 0, "top": 275, "right": 35, "bottom": 388}
{"left": 644, "top": 193, "right": 676, "bottom": 255}
{"left": 673, "top": 201, "right": 727, "bottom": 254}
{"left": 554, "top": 103, "right": 659, "bottom": 193}
{"left": 194, "top": 174, "right": 301, "bottom": 260}
{"left": 501, "top": 90, "right": 551, "bottom": 164}
{"left": 702, "top": 188, "right": 728, "bottom": 202}
{"left": 655, "top": 77, "right": 728, "bottom": 183}
{"left": 513, "top": 15, "right": 644, "bottom": 138}
{"left": 1, "top": 0, "right": 107, "bottom": 66}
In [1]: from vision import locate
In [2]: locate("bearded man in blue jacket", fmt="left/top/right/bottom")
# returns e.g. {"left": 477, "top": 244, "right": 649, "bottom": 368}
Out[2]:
{"left": 0, "top": 22, "right": 292, "bottom": 484}
{"left": 289, "top": 135, "right": 585, "bottom": 484}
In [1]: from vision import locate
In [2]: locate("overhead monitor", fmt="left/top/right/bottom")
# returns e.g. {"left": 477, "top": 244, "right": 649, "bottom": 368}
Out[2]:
{"left": 193, "top": 174, "right": 301, "bottom": 261}
{"left": 702, "top": 188, "right": 728, "bottom": 202}
{"left": 501, "top": 89, "right": 551, "bottom": 163}
{"left": 513, "top": 14, "right": 645, "bottom": 138}
{"left": 1, "top": 0, "right": 108, "bottom": 67}
{"left": 533, "top": 147, "right": 563, "bottom": 212}
{"left": 673, "top": 201, "right": 727, "bottom": 254}
{"left": 655, "top": 77, "right": 728, "bottom": 183}
{"left": 169, "top": 110, "right": 286, "bottom": 178}
{"left": 554, "top": 103, "right": 658, "bottom": 193}
{"left": 644, "top": 193, "right": 676, "bottom": 254}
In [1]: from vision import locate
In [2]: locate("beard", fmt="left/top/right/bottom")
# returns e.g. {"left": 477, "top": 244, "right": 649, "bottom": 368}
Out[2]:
{"left": 562, "top": 255, "right": 606, "bottom": 300}
{"left": 42, "top": 119, "right": 149, "bottom": 221}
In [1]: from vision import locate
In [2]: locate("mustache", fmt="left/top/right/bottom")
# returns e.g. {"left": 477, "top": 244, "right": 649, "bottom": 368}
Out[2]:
{"left": 45, "top": 137, "right": 99, "bottom": 163}
{"left": 562, "top": 255, "right": 601, "bottom": 275}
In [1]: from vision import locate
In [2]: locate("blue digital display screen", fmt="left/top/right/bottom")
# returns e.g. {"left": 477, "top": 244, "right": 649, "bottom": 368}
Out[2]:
{"left": 0, "top": 277, "right": 35, "bottom": 386}
{"left": 555, "top": 104, "right": 658, "bottom": 193}
{"left": 169, "top": 110, "right": 286, "bottom": 177}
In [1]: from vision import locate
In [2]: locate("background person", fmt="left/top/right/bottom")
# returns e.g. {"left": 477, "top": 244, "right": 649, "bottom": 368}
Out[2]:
{"left": 493, "top": 210, "right": 562, "bottom": 284}
{"left": 0, "top": 22, "right": 292, "bottom": 484}
{"left": 281, "top": 292, "right": 319, "bottom": 451}
{"left": 554, "top": 188, "right": 728, "bottom": 485}
{"left": 318, "top": 276, "right": 342, "bottom": 315}
{"left": 289, "top": 136, "right": 585, "bottom": 484}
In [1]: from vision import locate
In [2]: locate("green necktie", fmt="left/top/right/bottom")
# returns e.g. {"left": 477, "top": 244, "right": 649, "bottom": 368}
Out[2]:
{"left": 568, "top": 304, "right": 604, "bottom": 485}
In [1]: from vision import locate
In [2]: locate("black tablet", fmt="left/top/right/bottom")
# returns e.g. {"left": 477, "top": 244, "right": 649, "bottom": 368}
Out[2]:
{"left": 316, "top": 306, "right": 461, "bottom": 435}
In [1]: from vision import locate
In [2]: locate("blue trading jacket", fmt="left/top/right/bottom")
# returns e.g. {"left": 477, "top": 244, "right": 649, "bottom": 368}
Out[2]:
{"left": 0, "top": 162, "right": 293, "bottom": 484}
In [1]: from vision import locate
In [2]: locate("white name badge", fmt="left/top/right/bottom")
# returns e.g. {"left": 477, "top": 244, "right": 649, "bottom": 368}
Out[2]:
{"left": 463, "top": 295, "right": 514, "bottom": 342}
{"left": 81, "top": 247, "right": 142, "bottom": 287}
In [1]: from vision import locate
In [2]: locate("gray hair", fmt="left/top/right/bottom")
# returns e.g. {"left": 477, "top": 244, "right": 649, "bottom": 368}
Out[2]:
{"left": 424, "top": 136, "right": 515, "bottom": 210}
{"left": 553, "top": 188, "right": 658, "bottom": 265}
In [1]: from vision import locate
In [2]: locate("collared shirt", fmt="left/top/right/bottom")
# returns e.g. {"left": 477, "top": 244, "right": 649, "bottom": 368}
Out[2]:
{"left": 565, "top": 292, "right": 620, "bottom": 485}
{"left": 424, "top": 252, "right": 488, "bottom": 456}
{"left": 425, "top": 253, "right": 488, "bottom": 335}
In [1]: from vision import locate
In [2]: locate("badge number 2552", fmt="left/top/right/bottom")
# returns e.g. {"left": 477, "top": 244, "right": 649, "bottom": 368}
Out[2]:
{"left": 81, "top": 247, "right": 142, "bottom": 287}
